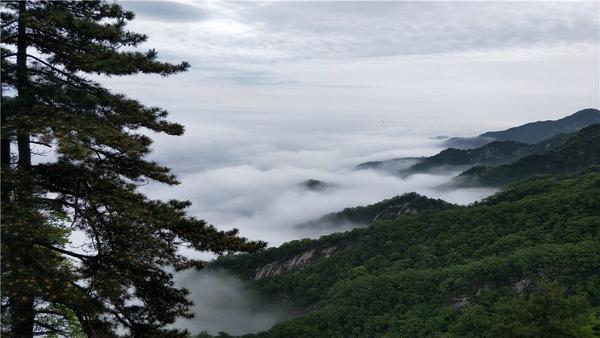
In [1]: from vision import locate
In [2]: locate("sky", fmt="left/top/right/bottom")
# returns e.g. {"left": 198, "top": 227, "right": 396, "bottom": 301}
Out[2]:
{"left": 112, "top": 0, "right": 599, "bottom": 129}
{"left": 95, "top": 1, "right": 600, "bottom": 334}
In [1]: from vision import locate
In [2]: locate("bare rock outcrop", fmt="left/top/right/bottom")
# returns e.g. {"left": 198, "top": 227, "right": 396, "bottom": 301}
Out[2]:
{"left": 254, "top": 246, "right": 337, "bottom": 280}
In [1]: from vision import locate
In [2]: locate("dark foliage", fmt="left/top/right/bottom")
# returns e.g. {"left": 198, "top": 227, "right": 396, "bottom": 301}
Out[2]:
{"left": 1, "top": 2, "right": 264, "bottom": 337}
{"left": 407, "top": 141, "right": 530, "bottom": 173}
{"left": 219, "top": 173, "right": 600, "bottom": 337}
{"left": 297, "top": 192, "right": 455, "bottom": 230}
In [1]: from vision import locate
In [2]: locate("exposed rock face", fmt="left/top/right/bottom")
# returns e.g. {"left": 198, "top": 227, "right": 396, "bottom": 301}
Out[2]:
{"left": 373, "top": 201, "right": 419, "bottom": 221}
{"left": 449, "top": 295, "right": 471, "bottom": 310}
{"left": 512, "top": 276, "right": 532, "bottom": 296}
{"left": 254, "top": 246, "right": 337, "bottom": 280}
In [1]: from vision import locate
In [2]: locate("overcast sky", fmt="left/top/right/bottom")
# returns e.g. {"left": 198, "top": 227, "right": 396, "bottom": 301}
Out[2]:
{"left": 112, "top": 0, "right": 599, "bottom": 129}
{"left": 98, "top": 1, "right": 600, "bottom": 247}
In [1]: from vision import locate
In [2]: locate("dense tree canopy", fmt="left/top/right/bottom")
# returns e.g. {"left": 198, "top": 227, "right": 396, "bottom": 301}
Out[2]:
{"left": 1, "top": 1, "right": 264, "bottom": 337}
{"left": 214, "top": 171, "right": 600, "bottom": 337}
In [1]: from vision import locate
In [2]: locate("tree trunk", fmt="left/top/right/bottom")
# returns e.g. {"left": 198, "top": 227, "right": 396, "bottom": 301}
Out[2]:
{"left": 10, "top": 1, "right": 35, "bottom": 337}
{"left": 16, "top": 0, "right": 31, "bottom": 171}
{"left": 1, "top": 106, "right": 10, "bottom": 168}
{"left": 10, "top": 297, "right": 35, "bottom": 338}
{"left": 1, "top": 99, "right": 11, "bottom": 204}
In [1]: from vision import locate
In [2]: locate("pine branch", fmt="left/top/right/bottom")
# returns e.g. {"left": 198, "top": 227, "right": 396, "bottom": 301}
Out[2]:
{"left": 26, "top": 53, "right": 84, "bottom": 86}
{"left": 33, "top": 241, "right": 96, "bottom": 261}
{"left": 1, "top": 19, "right": 18, "bottom": 29}
{"left": 30, "top": 140, "right": 52, "bottom": 147}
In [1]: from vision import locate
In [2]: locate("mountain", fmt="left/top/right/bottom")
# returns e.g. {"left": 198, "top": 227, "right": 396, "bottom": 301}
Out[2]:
{"left": 297, "top": 192, "right": 455, "bottom": 230}
{"left": 355, "top": 157, "right": 422, "bottom": 173}
{"left": 406, "top": 140, "right": 529, "bottom": 173}
{"left": 298, "top": 179, "right": 337, "bottom": 191}
{"left": 356, "top": 109, "right": 598, "bottom": 175}
{"left": 212, "top": 172, "right": 600, "bottom": 337}
{"left": 455, "top": 124, "right": 600, "bottom": 187}
{"left": 404, "top": 132, "right": 574, "bottom": 175}
{"left": 441, "top": 136, "right": 494, "bottom": 149}
{"left": 444, "top": 108, "right": 600, "bottom": 149}
{"left": 480, "top": 108, "right": 600, "bottom": 143}
{"left": 355, "top": 132, "right": 573, "bottom": 177}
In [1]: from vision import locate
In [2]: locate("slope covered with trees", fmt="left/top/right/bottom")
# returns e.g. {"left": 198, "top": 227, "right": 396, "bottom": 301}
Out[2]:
{"left": 405, "top": 132, "right": 573, "bottom": 174}
{"left": 407, "top": 140, "right": 528, "bottom": 173}
{"left": 456, "top": 124, "right": 600, "bottom": 187}
{"left": 297, "top": 192, "right": 455, "bottom": 230}
{"left": 214, "top": 172, "right": 600, "bottom": 337}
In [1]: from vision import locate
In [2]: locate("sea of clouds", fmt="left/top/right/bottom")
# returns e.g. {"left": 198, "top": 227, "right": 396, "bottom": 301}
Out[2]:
{"left": 142, "top": 114, "right": 496, "bottom": 248}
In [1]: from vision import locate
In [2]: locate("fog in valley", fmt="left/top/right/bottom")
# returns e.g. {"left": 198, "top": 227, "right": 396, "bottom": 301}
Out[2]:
{"left": 142, "top": 119, "right": 497, "bottom": 247}
{"left": 173, "top": 269, "right": 293, "bottom": 336}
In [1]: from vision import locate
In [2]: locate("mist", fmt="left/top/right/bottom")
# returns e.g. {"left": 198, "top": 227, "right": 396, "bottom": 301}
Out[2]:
{"left": 173, "top": 269, "right": 293, "bottom": 336}
{"left": 141, "top": 118, "right": 497, "bottom": 247}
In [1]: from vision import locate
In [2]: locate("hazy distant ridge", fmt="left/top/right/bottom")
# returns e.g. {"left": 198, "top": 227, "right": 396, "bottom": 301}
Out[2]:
{"left": 455, "top": 123, "right": 600, "bottom": 186}
{"left": 444, "top": 108, "right": 600, "bottom": 148}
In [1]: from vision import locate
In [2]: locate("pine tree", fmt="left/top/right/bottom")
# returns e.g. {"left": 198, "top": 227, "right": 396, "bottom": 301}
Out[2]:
{"left": 0, "top": 1, "right": 265, "bottom": 337}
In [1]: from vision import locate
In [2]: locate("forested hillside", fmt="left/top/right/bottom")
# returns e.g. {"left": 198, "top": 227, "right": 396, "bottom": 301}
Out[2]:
{"left": 297, "top": 192, "right": 455, "bottom": 230}
{"left": 405, "top": 132, "right": 573, "bottom": 175}
{"left": 213, "top": 172, "right": 600, "bottom": 337}
{"left": 355, "top": 110, "right": 593, "bottom": 176}
{"left": 456, "top": 124, "right": 600, "bottom": 187}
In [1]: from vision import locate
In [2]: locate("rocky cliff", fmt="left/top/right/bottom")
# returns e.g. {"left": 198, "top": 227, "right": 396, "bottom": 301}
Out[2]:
{"left": 254, "top": 246, "right": 337, "bottom": 280}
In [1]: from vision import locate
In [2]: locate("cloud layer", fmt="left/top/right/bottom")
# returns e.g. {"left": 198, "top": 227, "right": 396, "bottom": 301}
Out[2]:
{"left": 173, "top": 269, "right": 292, "bottom": 335}
{"left": 121, "top": 1, "right": 599, "bottom": 63}
{"left": 142, "top": 124, "right": 496, "bottom": 247}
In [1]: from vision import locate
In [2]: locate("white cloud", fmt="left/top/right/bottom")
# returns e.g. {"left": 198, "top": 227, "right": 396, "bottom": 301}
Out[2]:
{"left": 142, "top": 127, "right": 496, "bottom": 247}
{"left": 120, "top": 1, "right": 599, "bottom": 63}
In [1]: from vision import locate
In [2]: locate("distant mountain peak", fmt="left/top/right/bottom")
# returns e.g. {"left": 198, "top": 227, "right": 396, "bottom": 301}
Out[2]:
{"left": 444, "top": 108, "right": 600, "bottom": 149}
{"left": 299, "top": 179, "right": 338, "bottom": 191}
{"left": 570, "top": 108, "right": 600, "bottom": 117}
{"left": 298, "top": 192, "right": 455, "bottom": 230}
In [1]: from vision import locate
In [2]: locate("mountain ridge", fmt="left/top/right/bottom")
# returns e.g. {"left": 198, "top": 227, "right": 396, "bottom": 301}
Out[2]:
{"left": 455, "top": 123, "right": 600, "bottom": 187}
{"left": 444, "top": 108, "right": 600, "bottom": 149}
{"left": 297, "top": 192, "right": 456, "bottom": 230}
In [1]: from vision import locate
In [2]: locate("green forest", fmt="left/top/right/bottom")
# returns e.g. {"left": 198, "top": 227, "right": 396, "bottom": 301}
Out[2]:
{"left": 215, "top": 170, "right": 600, "bottom": 337}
